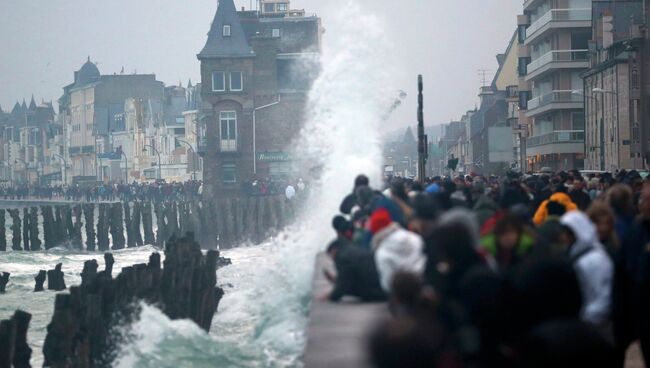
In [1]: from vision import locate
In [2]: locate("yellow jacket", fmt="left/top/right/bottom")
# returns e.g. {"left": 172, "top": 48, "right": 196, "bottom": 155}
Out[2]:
{"left": 533, "top": 192, "right": 578, "bottom": 225}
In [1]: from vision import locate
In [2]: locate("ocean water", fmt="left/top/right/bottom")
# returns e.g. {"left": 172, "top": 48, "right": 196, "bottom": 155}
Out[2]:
{"left": 0, "top": 3, "right": 396, "bottom": 367}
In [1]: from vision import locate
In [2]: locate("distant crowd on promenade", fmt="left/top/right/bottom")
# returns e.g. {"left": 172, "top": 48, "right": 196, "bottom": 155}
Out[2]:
{"left": 0, "top": 176, "right": 309, "bottom": 202}
{"left": 322, "top": 169, "right": 650, "bottom": 367}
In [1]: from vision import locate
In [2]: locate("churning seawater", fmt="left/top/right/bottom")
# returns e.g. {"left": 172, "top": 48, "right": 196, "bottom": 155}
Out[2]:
{"left": 0, "top": 3, "right": 398, "bottom": 367}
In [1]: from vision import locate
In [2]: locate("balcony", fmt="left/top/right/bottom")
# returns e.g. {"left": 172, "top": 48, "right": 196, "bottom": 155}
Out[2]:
{"left": 526, "top": 130, "right": 585, "bottom": 156}
{"left": 525, "top": 9, "right": 591, "bottom": 45}
{"left": 525, "top": 50, "right": 589, "bottom": 80}
{"left": 526, "top": 90, "right": 583, "bottom": 117}
{"left": 219, "top": 139, "right": 238, "bottom": 153}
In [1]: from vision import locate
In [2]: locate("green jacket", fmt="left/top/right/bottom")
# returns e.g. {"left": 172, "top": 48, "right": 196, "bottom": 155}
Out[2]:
{"left": 480, "top": 232, "right": 535, "bottom": 257}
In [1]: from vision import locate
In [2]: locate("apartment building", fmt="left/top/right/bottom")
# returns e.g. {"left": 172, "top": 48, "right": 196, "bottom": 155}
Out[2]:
{"left": 519, "top": 0, "right": 592, "bottom": 171}
{"left": 198, "top": 0, "right": 322, "bottom": 197}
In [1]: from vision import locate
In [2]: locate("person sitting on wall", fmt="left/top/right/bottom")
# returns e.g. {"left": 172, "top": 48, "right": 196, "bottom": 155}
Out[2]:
{"left": 320, "top": 238, "right": 387, "bottom": 303}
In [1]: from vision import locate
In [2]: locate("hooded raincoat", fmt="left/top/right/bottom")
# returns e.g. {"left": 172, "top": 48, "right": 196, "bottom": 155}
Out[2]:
{"left": 561, "top": 211, "right": 614, "bottom": 327}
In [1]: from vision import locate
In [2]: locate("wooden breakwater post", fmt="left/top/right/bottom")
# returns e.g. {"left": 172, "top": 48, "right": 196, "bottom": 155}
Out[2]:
{"left": 9, "top": 209, "right": 21, "bottom": 251}
{"left": 29, "top": 207, "right": 41, "bottom": 251}
{"left": 0, "top": 310, "right": 32, "bottom": 368}
{"left": 0, "top": 272, "right": 9, "bottom": 293}
{"left": 84, "top": 204, "right": 96, "bottom": 251}
{"left": 41, "top": 233, "right": 223, "bottom": 367}
{"left": 0, "top": 210, "right": 5, "bottom": 252}
{"left": 0, "top": 196, "right": 292, "bottom": 252}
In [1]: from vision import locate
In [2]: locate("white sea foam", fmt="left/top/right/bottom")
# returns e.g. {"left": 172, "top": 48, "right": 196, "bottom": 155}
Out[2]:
{"left": 0, "top": 2, "right": 398, "bottom": 367}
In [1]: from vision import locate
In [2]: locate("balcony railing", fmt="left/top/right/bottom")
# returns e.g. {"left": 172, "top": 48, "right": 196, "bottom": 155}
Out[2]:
{"left": 527, "top": 49, "right": 589, "bottom": 74}
{"left": 527, "top": 130, "right": 585, "bottom": 147}
{"left": 527, "top": 90, "right": 582, "bottom": 110}
{"left": 220, "top": 139, "right": 238, "bottom": 153}
{"left": 526, "top": 8, "right": 591, "bottom": 39}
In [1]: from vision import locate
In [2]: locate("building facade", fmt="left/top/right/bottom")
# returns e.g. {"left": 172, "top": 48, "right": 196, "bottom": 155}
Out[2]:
{"left": 519, "top": 0, "right": 592, "bottom": 172}
{"left": 59, "top": 59, "right": 164, "bottom": 184}
{"left": 198, "top": 0, "right": 322, "bottom": 197}
{"left": 583, "top": 1, "right": 645, "bottom": 171}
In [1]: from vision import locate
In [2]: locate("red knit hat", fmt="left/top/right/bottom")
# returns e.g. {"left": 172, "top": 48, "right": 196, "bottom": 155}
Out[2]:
{"left": 369, "top": 208, "right": 392, "bottom": 234}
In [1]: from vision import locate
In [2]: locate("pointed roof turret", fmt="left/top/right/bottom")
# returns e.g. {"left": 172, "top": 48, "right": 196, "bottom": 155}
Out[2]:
{"left": 21, "top": 99, "right": 27, "bottom": 110}
{"left": 29, "top": 95, "right": 37, "bottom": 110}
{"left": 198, "top": 0, "right": 254, "bottom": 59}
{"left": 11, "top": 102, "right": 22, "bottom": 115}
{"left": 187, "top": 79, "right": 193, "bottom": 88}
{"left": 402, "top": 126, "right": 416, "bottom": 144}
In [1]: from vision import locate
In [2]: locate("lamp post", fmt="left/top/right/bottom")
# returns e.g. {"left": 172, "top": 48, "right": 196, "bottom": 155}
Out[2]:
{"left": 52, "top": 154, "right": 68, "bottom": 185}
{"left": 176, "top": 138, "right": 197, "bottom": 180}
{"left": 143, "top": 144, "right": 161, "bottom": 180}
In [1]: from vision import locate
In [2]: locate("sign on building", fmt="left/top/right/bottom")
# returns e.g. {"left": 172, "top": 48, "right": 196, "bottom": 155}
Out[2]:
{"left": 488, "top": 126, "right": 514, "bottom": 163}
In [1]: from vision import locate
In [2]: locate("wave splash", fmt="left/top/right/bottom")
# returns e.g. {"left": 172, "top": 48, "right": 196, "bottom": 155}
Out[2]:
{"left": 113, "top": 2, "right": 397, "bottom": 367}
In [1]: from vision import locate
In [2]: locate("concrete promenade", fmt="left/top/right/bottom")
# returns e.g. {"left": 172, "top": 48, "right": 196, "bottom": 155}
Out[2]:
{"left": 303, "top": 253, "right": 388, "bottom": 368}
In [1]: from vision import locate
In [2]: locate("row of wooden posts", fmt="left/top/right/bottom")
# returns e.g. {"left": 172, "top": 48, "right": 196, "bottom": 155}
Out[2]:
{"left": 0, "top": 196, "right": 292, "bottom": 251}
{"left": 0, "top": 233, "right": 224, "bottom": 367}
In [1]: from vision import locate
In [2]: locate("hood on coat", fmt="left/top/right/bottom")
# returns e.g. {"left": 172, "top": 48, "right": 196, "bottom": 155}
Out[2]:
{"left": 560, "top": 211, "right": 599, "bottom": 255}
{"left": 437, "top": 208, "right": 480, "bottom": 249}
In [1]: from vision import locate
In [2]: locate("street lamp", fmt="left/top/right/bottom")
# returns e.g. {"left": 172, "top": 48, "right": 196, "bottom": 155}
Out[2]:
{"left": 142, "top": 144, "right": 162, "bottom": 180}
{"left": 52, "top": 154, "right": 68, "bottom": 185}
{"left": 176, "top": 138, "right": 197, "bottom": 180}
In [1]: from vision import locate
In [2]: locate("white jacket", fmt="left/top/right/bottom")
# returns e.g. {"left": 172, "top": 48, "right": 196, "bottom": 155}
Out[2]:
{"left": 561, "top": 211, "right": 614, "bottom": 326}
{"left": 372, "top": 223, "right": 426, "bottom": 292}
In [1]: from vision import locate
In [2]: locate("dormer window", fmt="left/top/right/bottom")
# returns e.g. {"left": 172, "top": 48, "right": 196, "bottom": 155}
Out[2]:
{"left": 223, "top": 24, "right": 231, "bottom": 37}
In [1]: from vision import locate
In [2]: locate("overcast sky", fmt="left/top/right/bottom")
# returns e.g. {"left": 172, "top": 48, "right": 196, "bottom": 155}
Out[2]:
{"left": 0, "top": 0, "right": 521, "bottom": 131}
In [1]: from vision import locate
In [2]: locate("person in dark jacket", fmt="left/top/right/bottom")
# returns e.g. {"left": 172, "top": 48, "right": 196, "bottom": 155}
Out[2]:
{"left": 613, "top": 183, "right": 650, "bottom": 365}
{"left": 339, "top": 174, "right": 370, "bottom": 214}
{"left": 569, "top": 179, "right": 592, "bottom": 211}
{"left": 323, "top": 238, "right": 387, "bottom": 302}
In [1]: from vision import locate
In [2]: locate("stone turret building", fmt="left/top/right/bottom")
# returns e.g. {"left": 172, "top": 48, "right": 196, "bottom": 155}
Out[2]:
{"left": 198, "top": 0, "right": 322, "bottom": 197}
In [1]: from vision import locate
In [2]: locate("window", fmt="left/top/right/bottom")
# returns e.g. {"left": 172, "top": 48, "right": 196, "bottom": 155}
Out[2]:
{"left": 571, "top": 112, "right": 585, "bottom": 130}
{"left": 219, "top": 111, "right": 237, "bottom": 152}
{"left": 223, "top": 24, "right": 231, "bottom": 37}
{"left": 212, "top": 71, "right": 225, "bottom": 91}
{"left": 272, "top": 28, "right": 281, "bottom": 38}
{"left": 230, "top": 71, "right": 243, "bottom": 91}
{"left": 277, "top": 3, "right": 287, "bottom": 11}
{"left": 264, "top": 3, "right": 275, "bottom": 12}
{"left": 221, "top": 164, "right": 236, "bottom": 183}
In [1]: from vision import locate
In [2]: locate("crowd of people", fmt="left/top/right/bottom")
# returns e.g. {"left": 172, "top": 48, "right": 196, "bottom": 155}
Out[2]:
{"left": 322, "top": 170, "right": 649, "bottom": 367}
{"left": 0, "top": 180, "right": 203, "bottom": 202}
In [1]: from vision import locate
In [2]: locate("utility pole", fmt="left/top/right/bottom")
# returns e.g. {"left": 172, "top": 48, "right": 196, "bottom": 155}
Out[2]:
{"left": 417, "top": 75, "right": 426, "bottom": 183}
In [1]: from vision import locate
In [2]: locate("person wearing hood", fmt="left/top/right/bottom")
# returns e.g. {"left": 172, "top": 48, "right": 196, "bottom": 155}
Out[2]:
{"left": 369, "top": 208, "right": 426, "bottom": 292}
{"left": 559, "top": 211, "right": 614, "bottom": 330}
{"left": 533, "top": 192, "right": 578, "bottom": 225}
{"left": 472, "top": 181, "right": 498, "bottom": 228}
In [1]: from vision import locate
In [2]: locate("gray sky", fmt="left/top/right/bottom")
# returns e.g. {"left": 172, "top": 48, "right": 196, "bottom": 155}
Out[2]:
{"left": 0, "top": 0, "right": 521, "bottom": 131}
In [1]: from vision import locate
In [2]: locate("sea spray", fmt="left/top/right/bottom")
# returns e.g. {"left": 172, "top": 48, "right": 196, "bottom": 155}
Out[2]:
{"left": 111, "top": 2, "right": 398, "bottom": 367}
